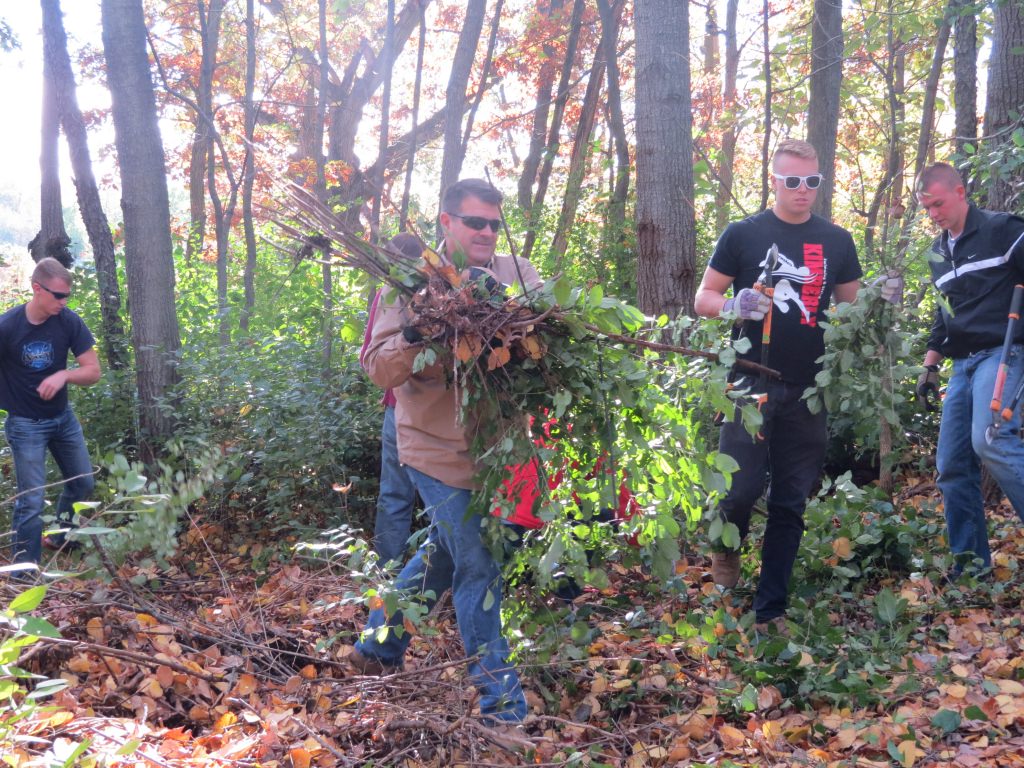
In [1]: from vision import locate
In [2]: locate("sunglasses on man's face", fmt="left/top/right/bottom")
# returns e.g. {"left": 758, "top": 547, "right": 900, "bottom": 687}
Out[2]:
{"left": 449, "top": 213, "right": 501, "bottom": 232}
{"left": 36, "top": 283, "right": 71, "bottom": 300}
{"left": 773, "top": 173, "right": 824, "bottom": 190}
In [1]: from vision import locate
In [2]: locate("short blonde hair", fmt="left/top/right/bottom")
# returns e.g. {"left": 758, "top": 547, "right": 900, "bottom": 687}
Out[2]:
{"left": 31, "top": 257, "right": 72, "bottom": 285}
{"left": 916, "top": 163, "right": 964, "bottom": 195}
{"left": 773, "top": 139, "right": 818, "bottom": 167}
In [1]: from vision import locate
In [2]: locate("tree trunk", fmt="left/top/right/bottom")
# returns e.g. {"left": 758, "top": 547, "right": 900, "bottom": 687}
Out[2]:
{"left": 714, "top": 0, "right": 739, "bottom": 234}
{"left": 101, "top": 0, "right": 182, "bottom": 463}
{"left": 952, "top": 0, "right": 977, "bottom": 166}
{"left": 551, "top": 6, "right": 616, "bottom": 264}
{"left": 369, "top": 0, "right": 396, "bottom": 240}
{"left": 521, "top": 0, "right": 586, "bottom": 262}
{"left": 596, "top": 0, "right": 631, "bottom": 296}
{"left": 30, "top": 29, "right": 71, "bottom": 268}
{"left": 437, "top": 0, "right": 487, "bottom": 224}
{"left": 634, "top": 0, "right": 696, "bottom": 318}
{"left": 807, "top": 0, "right": 844, "bottom": 221}
{"left": 185, "top": 0, "right": 224, "bottom": 264}
{"left": 517, "top": 0, "right": 563, "bottom": 212}
{"left": 317, "top": 0, "right": 333, "bottom": 377}
{"left": 460, "top": 0, "right": 504, "bottom": 160}
{"left": 400, "top": 0, "right": 427, "bottom": 227}
{"left": 759, "top": 0, "right": 773, "bottom": 212}
{"left": 42, "top": 0, "right": 128, "bottom": 372}
{"left": 982, "top": 0, "right": 1024, "bottom": 211}
{"left": 239, "top": 0, "right": 258, "bottom": 334}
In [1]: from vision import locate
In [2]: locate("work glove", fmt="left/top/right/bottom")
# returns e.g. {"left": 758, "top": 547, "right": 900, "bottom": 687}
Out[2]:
{"left": 464, "top": 266, "right": 508, "bottom": 300}
{"left": 871, "top": 270, "right": 904, "bottom": 305}
{"left": 916, "top": 364, "right": 940, "bottom": 412}
{"left": 723, "top": 288, "right": 772, "bottom": 321}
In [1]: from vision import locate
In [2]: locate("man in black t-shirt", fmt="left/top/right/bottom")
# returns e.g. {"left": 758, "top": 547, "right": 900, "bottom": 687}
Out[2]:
{"left": 1, "top": 258, "right": 101, "bottom": 568}
{"left": 694, "top": 139, "right": 868, "bottom": 631}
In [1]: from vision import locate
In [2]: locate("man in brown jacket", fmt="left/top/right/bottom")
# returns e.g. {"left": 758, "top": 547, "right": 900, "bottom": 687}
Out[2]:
{"left": 352, "top": 179, "right": 541, "bottom": 724}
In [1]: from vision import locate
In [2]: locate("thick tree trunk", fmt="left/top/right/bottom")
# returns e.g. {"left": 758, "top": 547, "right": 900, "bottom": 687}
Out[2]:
{"left": 714, "top": 0, "right": 739, "bottom": 234}
{"left": 953, "top": 0, "right": 977, "bottom": 165}
{"left": 982, "top": 0, "right": 1024, "bottom": 211}
{"left": 634, "top": 0, "right": 696, "bottom": 318}
{"left": 807, "top": 0, "right": 844, "bottom": 221}
{"left": 437, "top": 0, "right": 487, "bottom": 222}
{"left": 517, "top": 0, "right": 563, "bottom": 212}
{"left": 30, "top": 34, "right": 71, "bottom": 268}
{"left": 42, "top": 0, "right": 128, "bottom": 372}
{"left": 101, "top": 0, "right": 182, "bottom": 463}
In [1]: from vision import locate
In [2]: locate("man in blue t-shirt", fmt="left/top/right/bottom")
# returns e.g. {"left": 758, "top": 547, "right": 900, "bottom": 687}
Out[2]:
{"left": 694, "top": 139, "right": 870, "bottom": 631}
{"left": 1, "top": 257, "right": 101, "bottom": 568}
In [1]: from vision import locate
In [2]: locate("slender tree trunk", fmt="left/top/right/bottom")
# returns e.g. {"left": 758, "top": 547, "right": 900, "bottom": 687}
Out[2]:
{"left": 953, "top": 0, "right": 977, "bottom": 167}
{"left": 759, "top": 0, "right": 772, "bottom": 211}
{"left": 522, "top": 0, "right": 586, "bottom": 262}
{"left": 42, "top": 0, "right": 128, "bottom": 372}
{"left": 30, "top": 32, "right": 71, "bottom": 267}
{"left": 461, "top": 0, "right": 504, "bottom": 160}
{"left": 550, "top": 56, "right": 606, "bottom": 264}
{"left": 437, "top": 0, "right": 487, "bottom": 225}
{"left": 634, "top": 0, "right": 696, "bottom": 318}
{"left": 807, "top": 0, "right": 844, "bottom": 220}
{"left": 982, "top": 0, "right": 1024, "bottom": 211}
{"left": 316, "top": 0, "right": 333, "bottom": 376}
{"left": 596, "top": 0, "right": 631, "bottom": 295}
{"left": 240, "top": 0, "right": 258, "bottom": 334}
{"left": 101, "top": 0, "right": 182, "bottom": 463}
{"left": 714, "top": 0, "right": 739, "bottom": 234}
{"left": 370, "top": 0, "right": 396, "bottom": 240}
{"left": 517, "top": 0, "right": 563, "bottom": 212}
{"left": 400, "top": 0, "right": 426, "bottom": 227}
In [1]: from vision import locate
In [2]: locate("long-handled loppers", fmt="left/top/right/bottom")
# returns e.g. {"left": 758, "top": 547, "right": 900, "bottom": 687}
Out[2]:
{"left": 753, "top": 244, "right": 779, "bottom": 439}
{"left": 985, "top": 283, "right": 1024, "bottom": 444}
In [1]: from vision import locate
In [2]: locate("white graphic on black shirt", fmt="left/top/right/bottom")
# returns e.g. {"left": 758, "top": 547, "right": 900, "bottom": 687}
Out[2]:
{"left": 22, "top": 341, "right": 54, "bottom": 370}
{"left": 757, "top": 248, "right": 813, "bottom": 324}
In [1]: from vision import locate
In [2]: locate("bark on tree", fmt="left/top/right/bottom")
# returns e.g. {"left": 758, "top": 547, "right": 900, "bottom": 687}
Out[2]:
{"left": 714, "top": 0, "right": 739, "bottom": 234}
{"left": 369, "top": 0, "right": 395, "bottom": 240}
{"left": 437, "top": 0, "right": 487, "bottom": 224}
{"left": 982, "top": 0, "right": 1024, "bottom": 211}
{"left": 185, "top": 0, "right": 225, "bottom": 264}
{"left": 41, "top": 0, "right": 128, "bottom": 372}
{"left": 759, "top": 0, "right": 772, "bottom": 211}
{"left": 317, "top": 0, "right": 333, "bottom": 376}
{"left": 521, "top": 0, "right": 586, "bottom": 262}
{"left": 101, "top": 0, "right": 182, "bottom": 463}
{"left": 596, "top": 0, "right": 631, "bottom": 295}
{"left": 460, "top": 0, "right": 504, "bottom": 161}
{"left": 952, "top": 0, "right": 977, "bottom": 165}
{"left": 400, "top": 0, "right": 427, "bottom": 226}
{"left": 634, "top": 0, "right": 696, "bottom": 318}
{"left": 240, "top": 0, "right": 258, "bottom": 334}
{"left": 30, "top": 29, "right": 71, "bottom": 268}
{"left": 517, "top": 0, "right": 564, "bottom": 212}
{"left": 807, "top": 0, "right": 844, "bottom": 221}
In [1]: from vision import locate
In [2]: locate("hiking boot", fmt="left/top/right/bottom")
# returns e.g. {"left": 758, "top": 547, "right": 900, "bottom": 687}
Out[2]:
{"left": 711, "top": 551, "right": 741, "bottom": 588}
{"left": 347, "top": 648, "right": 403, "bottom": 676}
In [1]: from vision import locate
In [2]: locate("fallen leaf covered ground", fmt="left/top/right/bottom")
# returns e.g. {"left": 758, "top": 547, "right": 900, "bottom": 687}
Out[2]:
{"left": 3, "top": 496, "right": 1024, "bottom": 768}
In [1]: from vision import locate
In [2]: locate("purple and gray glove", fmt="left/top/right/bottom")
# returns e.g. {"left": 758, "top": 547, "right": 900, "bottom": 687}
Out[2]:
{"left": 870, "top": 270, "right": 904, "bottom": 305}
{"left": 723, "top": 288, "right": 772, "bottom": 321}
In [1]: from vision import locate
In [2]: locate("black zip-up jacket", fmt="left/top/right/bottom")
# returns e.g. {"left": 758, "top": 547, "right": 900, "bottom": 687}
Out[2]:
{"left": 927, "top": 204, "right": 1024, "bottom": 358}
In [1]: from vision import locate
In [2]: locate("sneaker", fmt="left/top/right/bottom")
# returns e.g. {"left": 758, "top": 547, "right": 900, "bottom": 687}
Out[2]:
{"left": 711, "top": 551, "right": 741, "bottom": 588}
{"left": 347, "top": 648, "right": 404, "bottom": 676}
{"left": 42, "top": 535, "right": 81, "bottom": 553}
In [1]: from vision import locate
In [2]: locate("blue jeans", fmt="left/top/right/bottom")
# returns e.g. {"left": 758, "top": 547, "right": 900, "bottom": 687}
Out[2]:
{"left": 717, "top": 379, "right": 827, "bottom": 622}
{"left": 355, "top": 466, "right": 526, "bottom": 723}
{"left": 937, "top": 345, "right": 1024, "bottom": 569}
{"left": 6, "top": 410, "right": 95, "bottom": 564}
{"left": 373, "top": 406, "right": 418, "bottom": 568}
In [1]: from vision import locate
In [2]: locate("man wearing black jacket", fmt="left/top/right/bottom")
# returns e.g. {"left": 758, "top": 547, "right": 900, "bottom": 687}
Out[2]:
{"left": 916, "top": 162, "right": 1024, "bottom": 574}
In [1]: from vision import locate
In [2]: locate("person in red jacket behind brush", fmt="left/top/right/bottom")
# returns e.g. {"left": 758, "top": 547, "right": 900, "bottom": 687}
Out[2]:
{"left": 491, "top": 417, "right": 640, "bottom": 601}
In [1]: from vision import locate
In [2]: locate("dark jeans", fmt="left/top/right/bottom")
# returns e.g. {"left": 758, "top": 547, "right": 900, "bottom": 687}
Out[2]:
{"left": 6, "top": 410, "right": 95, "bottom": 564}
{"left": 717, "top": 379, "right": 826, "bottom": 622}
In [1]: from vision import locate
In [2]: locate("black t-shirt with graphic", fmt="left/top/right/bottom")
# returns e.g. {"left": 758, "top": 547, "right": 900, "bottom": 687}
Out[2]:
{"left": 710, "top": 210, "right": 862, "bottom": 384}
{"left": 0, "top": 304, "right": 95, "bottom": 418}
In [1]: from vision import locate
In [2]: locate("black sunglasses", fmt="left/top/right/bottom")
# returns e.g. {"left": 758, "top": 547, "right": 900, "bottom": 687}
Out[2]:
{"left": 36, "top": 283, "right": 71, "bottom": 300}
{"left": 449, "top": 213, "right": 501, "bottom": 232}
{"left": 773, "top": 172, "right": 824, "bottom": 190}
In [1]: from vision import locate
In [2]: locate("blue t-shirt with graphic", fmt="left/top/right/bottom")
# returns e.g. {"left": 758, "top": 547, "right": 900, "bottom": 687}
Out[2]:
{"left": 0, "top": 304, "right": 95, "bottom": 418}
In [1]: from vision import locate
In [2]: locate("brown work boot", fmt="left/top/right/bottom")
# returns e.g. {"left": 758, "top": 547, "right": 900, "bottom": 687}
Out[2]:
{"left": 347, "top": 648, "right": 403, "bottom": 676}
{"left": 710, "top": 551, "right": 741, "bottom": 588}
